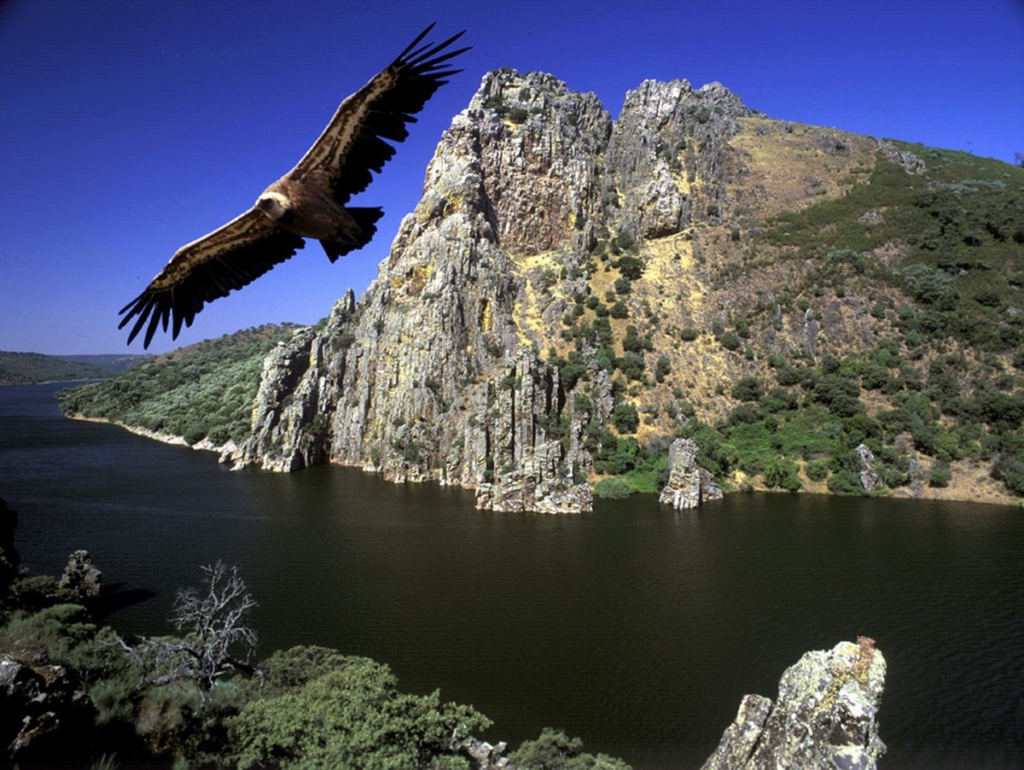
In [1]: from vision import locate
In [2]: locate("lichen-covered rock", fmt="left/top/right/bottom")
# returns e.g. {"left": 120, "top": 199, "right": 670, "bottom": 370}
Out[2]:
{"left": 473, "top": 350, "right": 592, "bottom": 513}
{"left": 701, "top": 694, "right": 773, "bottom": 768}
{"left": 702, "top": 638, "right": 887, "bottom": 770}
{"left": 658, "top": 438, "right": 722, "bottom": 509}
{"left": 609, "top": 79, "right": 752, "bottom": 238}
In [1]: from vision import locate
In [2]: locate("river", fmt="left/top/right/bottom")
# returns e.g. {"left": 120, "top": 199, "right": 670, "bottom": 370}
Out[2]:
{"left": 1, "top": 382, "right": 1022, "bottom": 767}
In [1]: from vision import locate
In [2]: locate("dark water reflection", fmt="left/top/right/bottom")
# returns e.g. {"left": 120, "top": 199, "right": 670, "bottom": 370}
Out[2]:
{"left": 2, "top": 383, "right": 1022, "bottom": 767}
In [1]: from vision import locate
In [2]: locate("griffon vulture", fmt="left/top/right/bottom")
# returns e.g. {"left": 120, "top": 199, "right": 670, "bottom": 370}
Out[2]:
{"left": 119, "top": 24, "right": 468, "bottom": 348}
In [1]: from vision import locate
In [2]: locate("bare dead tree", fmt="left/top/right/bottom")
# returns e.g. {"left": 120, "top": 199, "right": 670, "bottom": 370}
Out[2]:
{"left": 116, "top": 562, "right": 261, "bottom": 700}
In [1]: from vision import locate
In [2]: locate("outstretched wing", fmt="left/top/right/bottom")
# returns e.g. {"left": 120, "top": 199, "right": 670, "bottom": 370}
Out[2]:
{"left": 291, "top": 23, "right": 469, "bottom": 204}
{"left": 119, "top": 209, "right": 305, "bottom": 348}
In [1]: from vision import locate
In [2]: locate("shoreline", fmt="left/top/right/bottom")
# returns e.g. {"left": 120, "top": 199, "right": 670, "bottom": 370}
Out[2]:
{"left": 64, "top": 413, "right": 1022, "bottom": 509}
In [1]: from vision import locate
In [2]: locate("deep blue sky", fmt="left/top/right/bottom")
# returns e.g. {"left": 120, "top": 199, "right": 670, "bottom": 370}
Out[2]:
{"left": 2, "top": 0, "right": 1022, "bottom": 355}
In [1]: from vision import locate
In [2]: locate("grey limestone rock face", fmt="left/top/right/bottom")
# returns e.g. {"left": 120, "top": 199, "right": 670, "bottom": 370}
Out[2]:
{"left": 703, "top": 638, "right": 887, "bottom": 770}
{"left": 609, "top": 79, "right": 752, "bottom": 239}
{"left": 856, "top": 443, "right": 882, "bottom": 491}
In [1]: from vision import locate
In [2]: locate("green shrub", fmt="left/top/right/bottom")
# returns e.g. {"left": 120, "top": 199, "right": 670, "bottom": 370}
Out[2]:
{"left": 679, "top": 327, "right": 699, "bottom": 341}
{"left": 860, "top": 364, "right": 890, "bottom": 390}
{"left": 929, "top": 464, "right": 952, "bottom": 487}
{"left": 0, "top": 604, "right": 98, "bottom": 664}
{"left": 763, "top": 456, "right": 802, "bottom": 492}
{"left": 805, "top": 458, "right": 830, "bottom": 482}
{"left": 992, "top": 451, "right": 1024, "bottom": 496}
{"left": 719, "top": 332, "right": 742, "bottom": 351}
{"left": 615, "top": 255, "right": 644, "bottom": 280}
{"left": 655, "top": 356, "right": 672, "bottom": 382}
{"left": 229, "top": 656, "right": 489, "bottom": 769}
{"left": 612, "top": 229, "right": 634, "bottom": 252}
{"left": 731, "top": 377, "right": 764, "bottom": 402}
{"left": 827, "top": 470, "right": 864, "bottom": 495}
{"left": 611, "top": 403, "right": 640, "bottom": 433}
{"left": 616, "top": 354, "right": 646, "bottom": 382}
{"left": 727, "top": 404, "right": 763, "bottom": 425}
{"left": 510, "top": 727, "right": 630, "bottom": 769}
{"left": 593, "top": 477, "right": 634, "bottom": 499}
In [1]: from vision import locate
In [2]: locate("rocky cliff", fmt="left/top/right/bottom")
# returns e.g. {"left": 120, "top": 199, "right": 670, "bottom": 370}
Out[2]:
{"left": 227, "top": 66, "right": 1024, "bottom": 510}
{"left": 231, "top": 70, "right": 762, "bottom": 510}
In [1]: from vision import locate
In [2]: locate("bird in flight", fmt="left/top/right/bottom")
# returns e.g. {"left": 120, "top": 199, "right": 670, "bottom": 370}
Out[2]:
{"left": 119, "top": 24, "right": 468, "bottom": 348}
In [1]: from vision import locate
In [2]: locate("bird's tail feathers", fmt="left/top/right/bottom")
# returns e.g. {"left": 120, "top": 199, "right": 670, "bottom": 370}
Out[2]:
{"left": 320, "top": 207, "right": 385, "bottom": 262}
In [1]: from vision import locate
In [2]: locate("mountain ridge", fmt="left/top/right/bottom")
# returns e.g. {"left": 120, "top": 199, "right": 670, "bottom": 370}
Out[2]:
{"left": 61, "top": 69, "right": 1024, "bottom": 510}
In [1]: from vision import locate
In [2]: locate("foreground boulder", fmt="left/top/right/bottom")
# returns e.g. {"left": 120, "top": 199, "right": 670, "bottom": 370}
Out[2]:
{"left": 703, "top": 637, "right": 886, "bottom": 769}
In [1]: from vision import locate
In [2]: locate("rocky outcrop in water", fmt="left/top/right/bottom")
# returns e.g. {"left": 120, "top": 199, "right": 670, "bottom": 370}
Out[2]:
{"left": 658, "top": 438, "right": 723, "bottom": 509}
{"left": 57, "top": 550, "right": 102, "bottom": 601}
{"left": 702, "top": 638, "right": 886, "bottom": 770}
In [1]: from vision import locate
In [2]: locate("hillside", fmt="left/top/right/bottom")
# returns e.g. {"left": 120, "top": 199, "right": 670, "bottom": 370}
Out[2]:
{"left": 62, "top": 71, "right": 1024, "bottom": 509}
{"left": 60, "top": 325, "right": 301, "bottom": 446}
{"left": 0, "top": 351, "right": 148, "bottom": 386}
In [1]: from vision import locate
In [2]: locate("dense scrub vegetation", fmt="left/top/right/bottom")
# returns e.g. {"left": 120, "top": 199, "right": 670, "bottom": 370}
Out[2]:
{"left": 763, "top": 145, "right": 1024, "bottom": 352}
{"left": 60, "top": 326, "right": 299, "bottom": 446}
{"left": 0, "top": 516, "right": 627, "bottom": 768}
{"left": 571, "top": 322, "right": 1024, "bottom": 502}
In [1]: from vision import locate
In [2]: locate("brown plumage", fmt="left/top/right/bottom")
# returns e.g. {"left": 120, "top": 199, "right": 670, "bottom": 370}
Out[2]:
{"left": 119, "top": 23, "right": 468, "bottom": 348}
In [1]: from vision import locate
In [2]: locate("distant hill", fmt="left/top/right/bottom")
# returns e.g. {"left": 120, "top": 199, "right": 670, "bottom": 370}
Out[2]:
{"left": 0, "top": 351, "right": 150, "bottom": 386}
{"left": 55, "top": 354, "right": 152, "bottom": 375}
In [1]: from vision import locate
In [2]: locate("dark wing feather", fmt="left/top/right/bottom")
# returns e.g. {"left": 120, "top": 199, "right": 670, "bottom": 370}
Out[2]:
{"left": 119, "top": 209, "right": 305, "bottom": 348}
{"left": 291, "top": 23, "right": 469, "bottom": 205}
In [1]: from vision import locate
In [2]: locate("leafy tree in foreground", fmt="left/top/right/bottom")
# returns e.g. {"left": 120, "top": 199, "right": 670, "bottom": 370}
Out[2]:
{"left": 228, "top": 647, "right": 491, "bottom": 769}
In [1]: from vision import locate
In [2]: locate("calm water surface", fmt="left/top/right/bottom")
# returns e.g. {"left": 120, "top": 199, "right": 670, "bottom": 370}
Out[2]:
{"left": 2, "top": 383, "right": 1022, "bottom": 768}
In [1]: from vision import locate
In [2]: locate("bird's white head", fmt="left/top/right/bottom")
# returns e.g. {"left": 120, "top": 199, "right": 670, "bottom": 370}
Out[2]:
{"left": 257, "top": 191, "right": 291, "bottom": 221}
